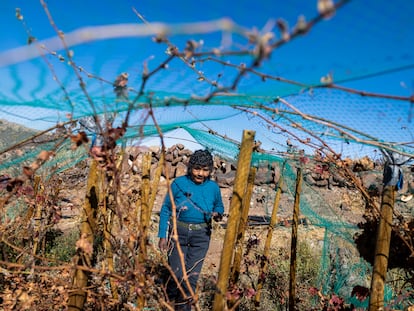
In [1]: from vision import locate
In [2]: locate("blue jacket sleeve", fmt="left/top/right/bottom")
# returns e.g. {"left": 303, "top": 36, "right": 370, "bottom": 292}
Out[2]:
{"left": 158, "top": 182, "right": 174, "bottom": 238}
{"left": 213, "top": 183, "right": 225, "bottom": 215}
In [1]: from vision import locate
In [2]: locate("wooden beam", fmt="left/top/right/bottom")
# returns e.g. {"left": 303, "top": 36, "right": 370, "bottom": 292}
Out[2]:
{"left": 231, "top": 167, "right": 256, "bottom": 284}
{"left": 369, "top": 185, "right": 395, "bottom": 310}
{"left": 289, "top": 167, "right": 303, "bottom": 311}
{"left": 213, "top": 130, "right": 255, "bottom": 311}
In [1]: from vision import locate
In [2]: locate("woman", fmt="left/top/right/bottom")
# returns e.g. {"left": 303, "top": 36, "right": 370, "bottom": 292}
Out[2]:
{"left": 158, "top": 149, "right": 224, "bottom": 310}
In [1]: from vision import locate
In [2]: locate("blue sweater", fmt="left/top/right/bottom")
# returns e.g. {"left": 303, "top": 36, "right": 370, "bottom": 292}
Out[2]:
{"left": 158, "top": 175, "right": 224, "bottom": 238}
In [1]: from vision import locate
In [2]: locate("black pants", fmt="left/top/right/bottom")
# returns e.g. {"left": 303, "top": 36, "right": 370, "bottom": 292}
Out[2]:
{"left": 167, "top": 223, "right": 211, "bottom": 310}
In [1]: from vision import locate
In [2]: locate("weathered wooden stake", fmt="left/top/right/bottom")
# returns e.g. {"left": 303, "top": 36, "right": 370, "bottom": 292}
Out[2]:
{"left": 368, "top": 185, "right": 395, "bottom": 311}
{"left": 136, "top": 152, "right": 152, "bottom": 309}
{"left": 254, "top": 173, "right": 284, "bottom": 308}
{"left": 68, "top": 160, "right": 100, "bottom": 311}
{"left": 140, "top": 152, "right": 152, "bottom": 259}
{"left": 289, "top": 167, "right": 302, "bottom": 311}
{"left": 32, "top": 176, "right": 43, "bottom": 256}
{"left": 102, "top": 184, "right": 118, "bottom": 300}
{"left": 213, "top": 130, "right": 255, "bottom": 311}
{"left": 149, "top": 151, "right": 164, "bottom": 210}
{"left": 231, "top": 167, "right": 256, "bottom": 284}
{"left": 103, "top": 148, "right": 129, "bottom": 300}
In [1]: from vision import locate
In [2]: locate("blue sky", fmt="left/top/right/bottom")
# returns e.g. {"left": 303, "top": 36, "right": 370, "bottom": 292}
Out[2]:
{"left": 0, "top": 0, "right": 413, "bottom": 157}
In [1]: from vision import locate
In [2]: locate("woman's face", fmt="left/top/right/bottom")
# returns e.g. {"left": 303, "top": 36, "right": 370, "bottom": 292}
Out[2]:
{"left": 190, "top": 165, "right": 211, "bottom": 184}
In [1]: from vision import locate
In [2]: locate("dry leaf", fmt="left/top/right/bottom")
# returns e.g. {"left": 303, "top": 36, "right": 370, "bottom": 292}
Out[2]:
{"left": 23, "top": 166, "right": 34, "bottom": 177}
{"left": 37, "top": 150, "right": 53, "bottom": 162}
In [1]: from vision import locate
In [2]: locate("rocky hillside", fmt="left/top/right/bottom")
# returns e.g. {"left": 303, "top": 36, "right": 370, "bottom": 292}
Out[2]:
{"left": 0, "top": 119, "right": 39, "bottom": 150}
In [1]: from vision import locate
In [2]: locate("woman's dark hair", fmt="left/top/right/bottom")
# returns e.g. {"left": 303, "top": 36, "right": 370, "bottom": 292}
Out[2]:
{"left": 188, "top": 149, "right": 214, "bottom": 172}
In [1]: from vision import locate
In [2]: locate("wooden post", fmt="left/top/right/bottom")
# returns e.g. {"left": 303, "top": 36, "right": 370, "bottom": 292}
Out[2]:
{"left": 102, "top": 184, "right": 118, "bottom": 300}
{"left": 149, "top": 151, "right": 164, "bottom": 210}
{"left": 289, "top": 167, "right": 302, "bottom": 311}
{"left": 68, "top": 160, "right": 100, "bottom": 311}
{"left": 255, "top": 173, "right": 284, "bottom": 308}
{"left": 32, "top": 176, "right": 43, "bottom": 256}
{"left": 136, "top": 152, "right": 152, "bottom": 309}
{"left": 103, "top": 148, "right": 128, "bottom": 300}
{"left": 231, "top": 167, "right": 256, "bottom": 284}
{"left": 213, "top": 130, "right": 255, "bottom": 311}
{"left": 139, "top": 152, "right": 152, "bottom": 259}
{"left": 368, "top": 185, "right": 395, "bottom": 311}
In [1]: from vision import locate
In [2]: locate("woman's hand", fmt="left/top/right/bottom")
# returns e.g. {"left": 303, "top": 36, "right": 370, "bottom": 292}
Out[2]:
{"left": 158, "top": 238, "right": 168, "bottom": 252}
{"left": 212, "top": 212, "right": 223, "bottom": 222}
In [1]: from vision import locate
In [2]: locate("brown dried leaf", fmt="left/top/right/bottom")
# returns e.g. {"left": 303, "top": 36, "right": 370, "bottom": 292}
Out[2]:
{"left": 23, "top": 166, "right": 34, "bottom": 177}
{"left": 29, "top": 161, "right": 40, "bottom": 170}
{"left": 37, "top": 150, "right": 54, "bottom": 162}
{"left": 70, "top": 132, "right": 89, "bottom": 147}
